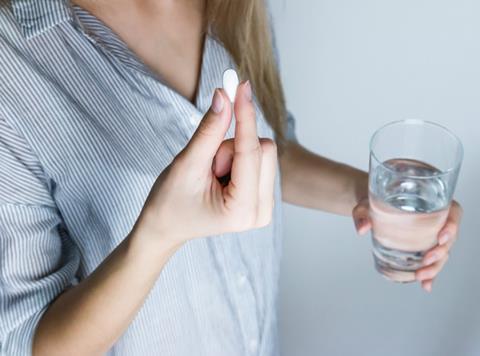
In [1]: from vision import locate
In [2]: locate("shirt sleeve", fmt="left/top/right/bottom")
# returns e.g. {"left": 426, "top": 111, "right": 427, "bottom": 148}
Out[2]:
{"left": 268, "top": 6, "right": 298, "bottom": 142}
{"left": 0, "top": 117, "right": 80, "bottom": 355}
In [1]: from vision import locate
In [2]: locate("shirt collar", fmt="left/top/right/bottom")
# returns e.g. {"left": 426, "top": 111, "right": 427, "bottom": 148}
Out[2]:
{"left": 11, "top": 0, "right": 72, "bottom": 39}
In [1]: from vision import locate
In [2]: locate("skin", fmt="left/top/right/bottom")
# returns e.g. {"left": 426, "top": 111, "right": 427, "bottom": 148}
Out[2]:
{"left": 32, "top": 0, "right": 463, "bottom": 354}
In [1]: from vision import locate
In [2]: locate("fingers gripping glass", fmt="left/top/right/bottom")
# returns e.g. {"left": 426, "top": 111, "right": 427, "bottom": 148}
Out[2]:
{"left": 369, "top": 120, "right": 463, "bottom": 283}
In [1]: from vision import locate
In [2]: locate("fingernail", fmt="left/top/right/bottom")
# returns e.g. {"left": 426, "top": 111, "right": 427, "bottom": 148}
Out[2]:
{"left": 244, "top": 80, "right": 252, "bottom": 102}
{"left": 439, "top": 233, "right": 450, "bottom": 245}
{"left": 425, "top": 284, "right": 432, "bottom": 293}
{"left": 212, "top": 89, "right": 224, "bottom": 114}
{"left": 355, "top": 218, "right": 364, "bottom": 232}
{"left": 423, "top": 254, "right": 437, "bottom": 266}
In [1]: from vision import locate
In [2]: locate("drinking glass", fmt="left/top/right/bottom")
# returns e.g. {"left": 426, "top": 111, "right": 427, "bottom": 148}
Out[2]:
{"left": 369, "top": 119, "right": 463, "bottom": 283}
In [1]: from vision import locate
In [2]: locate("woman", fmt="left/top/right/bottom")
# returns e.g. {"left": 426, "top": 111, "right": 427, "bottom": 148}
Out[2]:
{"left": 0, "top": 0, "right": 462, "bottom": 355}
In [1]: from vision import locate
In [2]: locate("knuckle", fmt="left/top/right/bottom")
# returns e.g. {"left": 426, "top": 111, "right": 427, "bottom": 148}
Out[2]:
{"left": 352, "top": 203, "right": 368, "bottom": 217}
{"left": 425, "top": 250, "right": 436, "bottom": 261}
{"left": 253, "top": 142, "right": 262, "bottom": 155}
{"left": 228, "top": 204, "right": 259, "bottom": 231}
{"left": 260, "top": 138, "right": 277, "bottom": 155}
{"left": 238, "top": 142, "right": 262, "bottom": 156}
{"left": 196, "top": 128, "right": 214, "bottom": 141}
{"left": 437, "top": 245, "right": 448, "bottom": 256}
{"left": 196, "top": 120, "right": 218, "bottom": 140}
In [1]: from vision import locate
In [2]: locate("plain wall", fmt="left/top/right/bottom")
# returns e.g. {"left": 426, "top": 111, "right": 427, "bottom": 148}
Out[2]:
{"left": 270, "top": 1, "right": 480, "bottom": 355}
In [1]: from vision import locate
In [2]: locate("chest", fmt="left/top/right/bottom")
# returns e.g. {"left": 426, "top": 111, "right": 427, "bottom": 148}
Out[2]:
{"left": 1, "top": 25, "right": 275, "bottom": 244}
{"left": 75, "top": 3, "right": 206, "bottom": 103}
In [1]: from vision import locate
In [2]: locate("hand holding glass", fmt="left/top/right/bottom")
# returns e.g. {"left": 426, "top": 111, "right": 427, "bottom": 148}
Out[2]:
{"left": 369, "top": 120, "right": 463, "bottom": 283}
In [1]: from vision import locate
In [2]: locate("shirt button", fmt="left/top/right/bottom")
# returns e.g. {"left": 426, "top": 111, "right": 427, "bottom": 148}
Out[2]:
{"left": 237, "top": 273, "right": 247, "bottom": 287}
{"left": 249, "top": 339, "right": 258, "bottom": 353}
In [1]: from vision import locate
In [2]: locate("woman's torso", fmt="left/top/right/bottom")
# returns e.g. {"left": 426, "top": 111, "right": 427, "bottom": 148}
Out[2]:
{"left": 0, "top": 2, "right": 282, "bottom": 355}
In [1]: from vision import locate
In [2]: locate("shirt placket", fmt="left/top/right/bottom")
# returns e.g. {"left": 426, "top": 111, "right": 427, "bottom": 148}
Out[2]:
{"left": 220, "top": 238, "right": 262, "bottom": 355}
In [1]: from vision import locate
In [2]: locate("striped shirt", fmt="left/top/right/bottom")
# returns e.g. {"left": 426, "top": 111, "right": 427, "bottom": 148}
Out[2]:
{"left": 0, "top": 1, "right": 296, "bottom": 355}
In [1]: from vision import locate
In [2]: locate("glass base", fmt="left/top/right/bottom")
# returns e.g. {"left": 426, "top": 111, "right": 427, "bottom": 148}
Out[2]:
{"left": 372, "top": 238, "right": 426, "bottom": 283}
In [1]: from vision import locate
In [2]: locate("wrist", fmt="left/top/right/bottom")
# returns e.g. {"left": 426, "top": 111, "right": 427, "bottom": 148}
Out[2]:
{"left": 349, "top": 168, "right": 369, "bottom": 207}
{"left": 127, "top": 209, "right": 185, "bottom": 264}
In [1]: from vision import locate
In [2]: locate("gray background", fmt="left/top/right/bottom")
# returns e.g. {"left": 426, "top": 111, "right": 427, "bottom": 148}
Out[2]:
{"left": 270, "top": 1, "right": 480, "bottom": 355}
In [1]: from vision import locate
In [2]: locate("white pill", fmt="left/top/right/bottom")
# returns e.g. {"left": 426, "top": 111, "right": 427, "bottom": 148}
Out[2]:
{"left": 223, "top": 68, "right": 239, "bottom": 103}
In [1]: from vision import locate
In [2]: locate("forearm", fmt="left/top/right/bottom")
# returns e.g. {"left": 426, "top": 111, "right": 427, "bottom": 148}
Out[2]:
{"left": 33, "top": 222, "right": 182, "bottom": 356}
{"left": 280, "top": 141, "right": 368, "bottom": 216}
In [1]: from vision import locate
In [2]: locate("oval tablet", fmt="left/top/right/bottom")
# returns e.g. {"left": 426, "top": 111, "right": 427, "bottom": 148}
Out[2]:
{"left": 222, "top": 69, "right": 239, "bottom": 103}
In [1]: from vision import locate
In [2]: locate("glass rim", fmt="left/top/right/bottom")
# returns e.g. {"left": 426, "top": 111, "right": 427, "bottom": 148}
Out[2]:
{"left": 369, "top": 119, "right": 464, "bottom": 179}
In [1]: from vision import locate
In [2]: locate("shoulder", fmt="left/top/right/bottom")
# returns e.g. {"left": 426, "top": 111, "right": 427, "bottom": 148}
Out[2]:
{"left": 0, "top": 2, "right": 34, "bottom": 92}
{"left": 0, "top": 1, "right": 25, "bottom": 43}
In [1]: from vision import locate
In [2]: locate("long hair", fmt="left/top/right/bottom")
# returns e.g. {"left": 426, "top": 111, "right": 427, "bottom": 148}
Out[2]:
{"left": 206, "top": 0, "right": 287, "bottom": 148}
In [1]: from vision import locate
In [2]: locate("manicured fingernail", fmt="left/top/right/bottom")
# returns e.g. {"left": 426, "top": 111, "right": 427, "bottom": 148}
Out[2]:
{"left": 244, "top": 80, "right": 252, "bottom": 102}
{"left": 425, "top": 284, "right": 432, "bottom": 293}
{"left": 355, "top": 218, "right": 364, "bottom": 232}
{"left": 423, "top": 254, "right": 437, "bottom": 266}
{"left": 439, "top": 233, "right": 450, "bottom": 245}
{"left": 211, "top": 89, "right": 224, "bottom": 113}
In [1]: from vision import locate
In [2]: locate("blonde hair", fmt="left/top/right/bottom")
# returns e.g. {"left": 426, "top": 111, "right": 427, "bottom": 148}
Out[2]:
{"left": 206, "top": 0, "right": 287, "bottom": 148}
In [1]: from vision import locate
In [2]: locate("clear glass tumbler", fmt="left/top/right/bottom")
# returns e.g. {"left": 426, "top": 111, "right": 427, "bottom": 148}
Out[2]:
{"left": 369, "top": 119, "right": 463, "bottom": 283}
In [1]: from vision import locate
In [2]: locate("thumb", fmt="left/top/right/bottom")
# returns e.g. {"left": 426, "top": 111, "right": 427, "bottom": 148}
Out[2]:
{"left": 352, "top": 198, "right": 372, "bottom": 235}
{"left": 183, "top": 89, "right": 232, "bottom": 163}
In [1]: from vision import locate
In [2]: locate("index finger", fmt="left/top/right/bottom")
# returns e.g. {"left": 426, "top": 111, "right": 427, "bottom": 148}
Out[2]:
{"left": 227, "top": 80, "right": 261, "bottom": 203}
{"left": 233, "top": 81, "right": 260, "bottom": 154}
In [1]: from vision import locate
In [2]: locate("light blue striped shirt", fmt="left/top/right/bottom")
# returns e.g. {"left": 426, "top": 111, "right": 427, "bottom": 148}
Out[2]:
{"left": 0, "top": 1, "right": 296, "bottom": 355}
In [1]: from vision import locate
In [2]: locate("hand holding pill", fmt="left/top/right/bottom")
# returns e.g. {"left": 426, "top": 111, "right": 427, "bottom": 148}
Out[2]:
{"left": 138, "top": 69, "right": 277, "bottom": 244}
